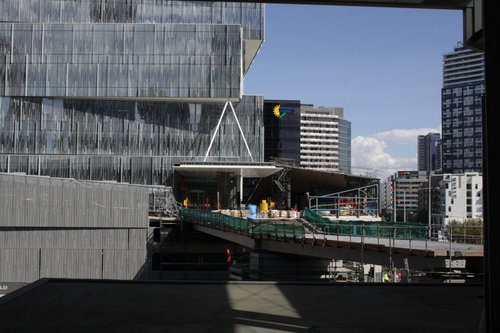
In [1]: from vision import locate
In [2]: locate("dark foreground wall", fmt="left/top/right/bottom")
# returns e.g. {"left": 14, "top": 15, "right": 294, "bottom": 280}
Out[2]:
{"left": 0, "top": 279, "right": 484, "bottom": 333}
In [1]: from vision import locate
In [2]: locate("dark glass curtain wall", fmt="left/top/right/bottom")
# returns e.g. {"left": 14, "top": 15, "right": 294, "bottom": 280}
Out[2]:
{"left": 0, "top": 96, "right": 264, "bottom": 185}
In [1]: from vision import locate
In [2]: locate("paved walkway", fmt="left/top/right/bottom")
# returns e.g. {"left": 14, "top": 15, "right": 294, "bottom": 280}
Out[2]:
{"left": 304, "top": 232, "right": 484, "bottom": 256}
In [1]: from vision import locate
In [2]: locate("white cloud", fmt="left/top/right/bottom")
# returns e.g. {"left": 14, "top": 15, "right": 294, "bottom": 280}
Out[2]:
{"left": 351, "top": 135, "right": 418, "bottom": 179}
{"left": 351, "top": 127, "right": 441, "bottom": 178}
{"left": 373, "top": 127, "right": 441, "bottom": 144}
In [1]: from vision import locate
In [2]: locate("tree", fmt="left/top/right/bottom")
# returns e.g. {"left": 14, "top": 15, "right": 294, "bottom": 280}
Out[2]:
{"left": 448, "top": 218, "right": 483, "bottom": 244}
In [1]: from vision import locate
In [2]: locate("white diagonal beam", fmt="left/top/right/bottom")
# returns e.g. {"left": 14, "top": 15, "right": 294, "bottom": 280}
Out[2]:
{"left": 229, "top": 101, "right": 254, "bottom": 162}
{"left": 204, "top": 101, "right": 228, "bottom": 162}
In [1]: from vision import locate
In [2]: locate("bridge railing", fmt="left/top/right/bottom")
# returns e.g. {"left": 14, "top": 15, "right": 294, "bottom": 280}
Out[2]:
{"left": 180, "top": 208, "right": 483, "bottom": 246}
{"left": 304, "top": 209, "right": 428, "bottom": 240}
{"left": 304, "top": 209, "right": 484, "bottom": 245}
{"left": 180, "top": 208, "right": 304, "bottom": 242}
{"left": 441, "top": 224, "right": 483, "bottom": 245}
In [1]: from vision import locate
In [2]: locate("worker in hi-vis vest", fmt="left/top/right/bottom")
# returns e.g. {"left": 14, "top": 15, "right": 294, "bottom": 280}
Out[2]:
{"left": 383, "top": 272, "right": 390, "bottom": 283}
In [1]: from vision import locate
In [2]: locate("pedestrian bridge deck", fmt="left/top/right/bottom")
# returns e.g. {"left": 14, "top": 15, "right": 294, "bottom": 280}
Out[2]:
{"left": 179, "top": 208, "right": 483, "bottom": 271}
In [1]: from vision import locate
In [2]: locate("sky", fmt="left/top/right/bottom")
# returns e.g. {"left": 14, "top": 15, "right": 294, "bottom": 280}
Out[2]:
{"left": 243, "top": 4, "right": 463, "bottom": 179}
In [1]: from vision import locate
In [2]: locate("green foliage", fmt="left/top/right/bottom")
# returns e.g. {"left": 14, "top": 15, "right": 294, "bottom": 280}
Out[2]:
{"left": 448, "top": 218, "right": 483, "bottom": 244}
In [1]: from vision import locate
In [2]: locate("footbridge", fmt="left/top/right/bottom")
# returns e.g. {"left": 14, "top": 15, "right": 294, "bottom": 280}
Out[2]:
{"left": 179, "top": 208, "right": 483, "bottom": 272}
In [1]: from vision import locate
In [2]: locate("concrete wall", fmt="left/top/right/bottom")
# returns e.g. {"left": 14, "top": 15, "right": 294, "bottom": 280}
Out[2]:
{"left": 0, "top": 173, "right": 150, "bottom": 282}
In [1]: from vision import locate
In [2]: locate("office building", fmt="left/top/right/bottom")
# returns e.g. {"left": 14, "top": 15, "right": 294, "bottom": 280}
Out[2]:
{"left": 417, "top": 172, "right": 443, "bottom": 237}
{"left": 441, "top": 45, "right": 484, "bottom": 174}
{"left": 0, "top": 0, "right": 265, "bottom": 283}
{"left": 380, "top": 177, "right": 393, "bottom": 220}
{"left": 300, "top": 105, "right": 351, "bottom": 173}
{"left": 436, "top": 172, "right": 483, "bottom": 226}
{"left": 338, "top": 116, "right": 352, "bottom": 174}
{"left": 436, "top": 140, "right": 443, "bottom": 173}
{"left": 0, "top": 1, "right": 266, "bottom": 185}
{"left": 383, "top": 171, "right": 428, "bottom": 222}
{"left": 418, "top": 132, "right": 441, "bottom": 173}
{"left": 263, "top": 100, "right": 301, "bottom": 163}
{"left": 263, "top": 101, "right": 351, "bottom": 174}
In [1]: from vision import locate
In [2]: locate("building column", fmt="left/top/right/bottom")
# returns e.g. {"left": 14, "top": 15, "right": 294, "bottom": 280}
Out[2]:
{"left": 484, "top": 0, "right": 500, "bottom": 330}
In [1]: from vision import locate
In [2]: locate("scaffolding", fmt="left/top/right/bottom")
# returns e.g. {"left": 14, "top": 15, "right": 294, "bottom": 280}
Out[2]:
{"left": 308, "top": 184, "right": 379, "bottom": 218}
{"left": 270, "top": 158, "right": 296, "bottom": 209}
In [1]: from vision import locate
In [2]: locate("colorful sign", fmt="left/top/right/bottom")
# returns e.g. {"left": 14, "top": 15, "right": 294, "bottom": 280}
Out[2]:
{"left": 273, "top": 104, "right": 294, "bottom": 119}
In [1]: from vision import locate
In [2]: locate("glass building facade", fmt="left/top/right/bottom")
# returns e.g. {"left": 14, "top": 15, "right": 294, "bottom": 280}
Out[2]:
{"left": 0, "top": 1, "right": 265, "bottom": 100}
{"left": 263, "top": 101, "right": 352, "bottom": 174}
{"left": 417, "top": 132, "right": 441, "bottom": 173}
{"left": 0, "top": 95, "right": 263, "bottom": 185}
{"left": 0, "top": 23, "right": 242, "bottom": 99}
{"left": 0, "top": 1, "right": 265, "bottom": 185}
{"left": 263, "top": 100, "right": 301, "bottom": 163}
{"left": 0, "top": 1, "right": 263, "bottom": 40}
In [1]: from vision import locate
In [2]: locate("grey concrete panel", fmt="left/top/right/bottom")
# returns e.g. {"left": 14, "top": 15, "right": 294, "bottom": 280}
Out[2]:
{"left": 0, "top": 176, "right": 12, "bottom": 221}
{"left": 37, "top": 177, "right": 52, "bottom": 229}
{"left": 0, "top": 173, "right": 149, "bottom": 228}
{"left": 12, "top": 176, "right": 26, "bottom": 226}
{"left": 128, "top": 229, "right": 147, "bottom": 250}
{"left": 102, "top": 249, "right": 146, "bottom": 280}
{"left": 0, "top": 249, "right": 39, "bottom": 282}
{"left": 40, "top": 249, "right": 102, "bottom": 280}
{"left": 0, "top": 229, "right": 130, "bottom": 250}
